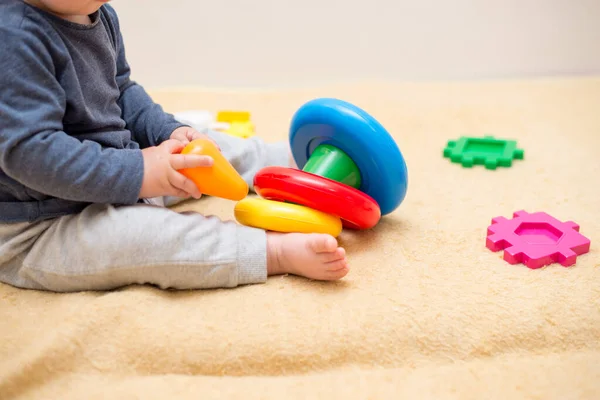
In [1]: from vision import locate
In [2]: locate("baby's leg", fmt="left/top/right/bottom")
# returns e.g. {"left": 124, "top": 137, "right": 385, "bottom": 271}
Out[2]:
{"left": 0, "top": 203, "right": 348, "bottom": 293}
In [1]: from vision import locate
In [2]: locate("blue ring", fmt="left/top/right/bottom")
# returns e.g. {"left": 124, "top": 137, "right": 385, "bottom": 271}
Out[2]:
{"left": 289, "top": 98, "right": 408, "bottom": 216}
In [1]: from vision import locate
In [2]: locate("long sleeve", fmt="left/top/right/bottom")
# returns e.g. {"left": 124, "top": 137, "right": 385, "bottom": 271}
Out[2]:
{"left": 0, "top": 27, "right": 144, "bottom": 205}
{"left": 106, "top": 6, "right": 186, "bottom": 149}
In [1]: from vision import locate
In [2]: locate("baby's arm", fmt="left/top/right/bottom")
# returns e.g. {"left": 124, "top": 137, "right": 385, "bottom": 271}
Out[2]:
{"left": 0, "top": 27, "right": 144, "bottom": 205}
{"left": 0, "top": 28, "right": 211, "bottom": 204}
{"left": 105, "top": 6, "right": 185, "bottom": 149}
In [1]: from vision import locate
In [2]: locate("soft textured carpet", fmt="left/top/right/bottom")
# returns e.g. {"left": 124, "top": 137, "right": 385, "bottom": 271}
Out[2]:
{"left": 1, "top": 77, "right": 599, "bottom": 399}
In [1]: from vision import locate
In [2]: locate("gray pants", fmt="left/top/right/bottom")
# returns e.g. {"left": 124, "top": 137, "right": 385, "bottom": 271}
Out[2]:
{"left": 0, "top": 129, "right": 290, "bottom": 292}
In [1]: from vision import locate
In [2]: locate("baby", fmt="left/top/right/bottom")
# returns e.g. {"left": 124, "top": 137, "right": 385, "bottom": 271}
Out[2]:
{"left": 0, "top": 0, "right": 349, "bottom": 292}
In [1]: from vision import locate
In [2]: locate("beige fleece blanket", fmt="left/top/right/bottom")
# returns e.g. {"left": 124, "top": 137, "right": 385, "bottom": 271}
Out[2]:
{"left": 1, "top": 77, "right": 599, "bottom": 399}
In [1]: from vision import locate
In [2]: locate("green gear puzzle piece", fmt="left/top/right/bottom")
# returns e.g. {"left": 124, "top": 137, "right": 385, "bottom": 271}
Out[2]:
{"left": 443, "top": 135, "right": 524, "bottom": 170}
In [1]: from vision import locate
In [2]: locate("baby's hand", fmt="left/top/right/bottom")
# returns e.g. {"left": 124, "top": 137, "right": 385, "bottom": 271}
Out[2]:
{"left": 170, "top": 126, "right": 220, "bottom": 149}
{"left": 139, "top": 140, "right": 213, "bottom": 199}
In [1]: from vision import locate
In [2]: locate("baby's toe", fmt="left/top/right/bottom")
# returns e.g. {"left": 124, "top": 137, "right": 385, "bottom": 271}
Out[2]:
{"left": 325, "top": 259, "right": 348, "bottom": 272}
{"left": 309, "top": 234, "right": 338, "bottom": 254}
{"left": 321, "top": 247, "right": 346, "bottom": 263}
{"left": 325, "top": 262, "right": 350, "bottom": 280}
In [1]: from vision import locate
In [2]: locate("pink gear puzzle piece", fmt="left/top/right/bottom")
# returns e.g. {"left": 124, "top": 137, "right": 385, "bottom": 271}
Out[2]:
{"left": 486, "top": 210, "right": 591, "bottom": 269}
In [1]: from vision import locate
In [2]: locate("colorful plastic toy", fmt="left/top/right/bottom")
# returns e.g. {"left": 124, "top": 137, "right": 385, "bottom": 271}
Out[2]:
{"left": 234, "top": 98, "right": 408, "bottom": 236}
{"left": 178, "top": 138, "right": 249, "bottom": 201}
{"left": 443, "top": 135, "right": 524, "bottom": 169}
{"left": 174, "top": 110, "right": 256, "bottom": 139}
{"left": 486, "top": 210, "right": 591, "bottom": 269}
{"left": 253, "top": 166, "right": 380, "bottom": 229}
{"left": 224, "top": 121, "right": 255, "bottom": 139}
{"left": 234, "top": 197, "right": 343, "bottom": 236}
{"left": 216, "top": 111, "right": 251, "bottom": 123}
{"left": 215, "top": 110, "right": 255, "bottom": 139}
{"left": 289, "top": 98, "right": 408, "bottom": 215}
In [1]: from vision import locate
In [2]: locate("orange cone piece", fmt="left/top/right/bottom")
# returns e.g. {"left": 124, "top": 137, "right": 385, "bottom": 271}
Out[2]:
{"left": 178, "top": 138, "right": 249, "bottom": 201}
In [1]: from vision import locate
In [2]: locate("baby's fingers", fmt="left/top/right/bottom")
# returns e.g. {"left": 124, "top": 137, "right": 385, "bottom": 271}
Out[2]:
{"left": 169, "top": 154, "right": 214, "bottom": 170}
{"left": 161, "top": 139, "right": 186, "bottom": 154}
{"left": 167, "top": 169, "right": 202, "bottom": 199}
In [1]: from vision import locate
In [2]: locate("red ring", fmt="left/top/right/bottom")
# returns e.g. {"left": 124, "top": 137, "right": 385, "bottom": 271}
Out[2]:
{"left": 254, "top": 167, "right": 381, "bottom": 230}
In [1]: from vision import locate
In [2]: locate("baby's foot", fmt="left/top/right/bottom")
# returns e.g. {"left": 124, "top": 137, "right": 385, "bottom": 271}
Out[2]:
{"left": 267, "top": 232, "right": 349, "bottom": 280}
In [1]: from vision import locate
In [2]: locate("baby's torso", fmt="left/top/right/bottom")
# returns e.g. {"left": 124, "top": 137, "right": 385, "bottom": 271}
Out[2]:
{"left": 0, "top": 3, "right": 137, "bottom": 208}
{"left": 34, "top": 7, "right": 135, "bottom": 150}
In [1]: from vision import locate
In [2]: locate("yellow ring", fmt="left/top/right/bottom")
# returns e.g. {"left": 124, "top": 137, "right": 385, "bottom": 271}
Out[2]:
{"left": 234, "top": 197, "right": 343, "bottom": 237}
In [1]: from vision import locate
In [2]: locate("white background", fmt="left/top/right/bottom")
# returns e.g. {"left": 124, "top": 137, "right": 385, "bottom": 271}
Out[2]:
{"left": 111, "top": 0, "right": 600, "bottom": 89}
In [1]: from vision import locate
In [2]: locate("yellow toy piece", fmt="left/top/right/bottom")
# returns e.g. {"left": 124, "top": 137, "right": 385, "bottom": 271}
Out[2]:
{"left": 214, "top": 110, "right": 255, "bottom": 139}
{"left": 234, "top": 197, "right": 343, "bottom": 237}
{"left": 216, "top": 110, "right": 251, "bottom": 123}
{"left": 225, "top": 121, "right": 255, "bottom": 138}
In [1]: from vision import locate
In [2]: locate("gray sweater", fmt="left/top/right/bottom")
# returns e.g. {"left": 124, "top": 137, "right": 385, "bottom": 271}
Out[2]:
{"left": 0, "top": 1, "right": 185, "bottom": 223}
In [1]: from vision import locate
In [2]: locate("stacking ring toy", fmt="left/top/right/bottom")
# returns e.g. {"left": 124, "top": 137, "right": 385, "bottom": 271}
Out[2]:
{"left": 234, "top": 98, "right": 407, "bottom": 236}
{"left": 234, "top": 197, "right": 343, "bottom": 237}
{"left": 289, "top": 98, "right": 408, "bottom": 215}
{"left": 254, "top": 166, "right": 381, "bottom": 230}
